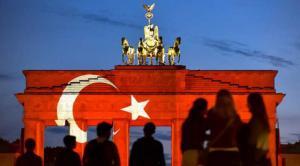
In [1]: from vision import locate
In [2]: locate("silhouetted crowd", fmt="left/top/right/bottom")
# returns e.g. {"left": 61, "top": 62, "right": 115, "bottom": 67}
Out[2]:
{"left": 16, "top": 89, "right": 271, "bottom": 166}
{"left": 181, "top": 90, "right": 271, "bottom": 166}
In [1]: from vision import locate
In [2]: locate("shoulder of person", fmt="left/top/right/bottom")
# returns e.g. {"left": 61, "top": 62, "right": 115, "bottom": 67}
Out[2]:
{"left": 136, "top": 137, "right": 145, "bottom": 142}
{"left": 182, "top": 119, "right": 188, "bottom": 126}
{"left": 35, "top": 154, "right": 42, "bottom": 162}
{"left": 73, "top": 151, "right": 80, "bottom": 158}
{"left": 153, "top": 138, "right": 163, "bottom": 146}
{"left": 135, "top": 137, "right": 149, "bottom": 146}
{"left": 207, "top": 108, "right": 216, "bottom": 115}
{"left": 84, "top": 139, "right": 97, "bottom": 150}
{"left": 16, "top": 154, "right": 24, "bottom": 161}
{"left": 87, "top": 139, "right": 97, "bottom": 145}
{"left": 36, "top": 153, "right": 42, "bottom": 158}
{"left": 207, "top": 108, "right": 217, "bottom": 120}
{"left": 131, "top": 138, "right": 142, "bottom": 148}
{"left": 106, "top": 140, "right": 118, "bottom": 147}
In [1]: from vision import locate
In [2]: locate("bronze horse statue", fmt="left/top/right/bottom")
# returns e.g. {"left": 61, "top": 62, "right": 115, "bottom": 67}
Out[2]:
{"left": 155, "top": 36, "right": 165, "bottom": 65}
{"left": 137, "top": 38, "right": 148, "bottom": 65}
{"left": 121, "top": 37, "right": 135, "bottom": 65}
{"left": 168, "top": 37, "right": 181, "bottom": 65}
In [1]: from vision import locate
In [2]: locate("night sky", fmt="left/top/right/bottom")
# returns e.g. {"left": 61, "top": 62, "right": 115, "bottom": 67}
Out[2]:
{"left": 1, "top": 0, "right": 300, "bottom": 149}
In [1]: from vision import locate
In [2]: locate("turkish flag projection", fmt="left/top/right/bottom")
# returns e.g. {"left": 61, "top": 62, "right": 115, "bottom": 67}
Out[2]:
{"left": 17, "top": 66, "right": 283, "bottom": 166}
{"left": 56, "top": 73, "right": 174, "bottom": 143}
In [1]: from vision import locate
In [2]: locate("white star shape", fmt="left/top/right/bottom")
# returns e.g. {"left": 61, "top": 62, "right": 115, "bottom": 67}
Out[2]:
{"left": 121, "top": 95, "right": 150, "bottom": 120}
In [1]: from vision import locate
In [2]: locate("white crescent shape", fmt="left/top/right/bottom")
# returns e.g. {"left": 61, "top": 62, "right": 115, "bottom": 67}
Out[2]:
{"left": 55, "top": 74, "right": 118, "bottom": 143}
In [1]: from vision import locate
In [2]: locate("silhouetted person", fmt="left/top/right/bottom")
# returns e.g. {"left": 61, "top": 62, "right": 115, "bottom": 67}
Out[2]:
{"left": 239, "top": 93, "right": 271, "bottom": 166}
{"left": 207, "top": 89, "right": 242, "bottom": 166}
{"left": 130, "top": 122, "right": 165, "bottom": 166}
{"left": 83, "top": 122, "right": 120, "bottom": 166}
{"left": 181, "top": 98, "right": 208, "bottom": 166}
{"left": 16, "top": 138, "right": 42, "bottom": 166}
{"left": 55, "top": 135, "right": 81, "bottom": 166}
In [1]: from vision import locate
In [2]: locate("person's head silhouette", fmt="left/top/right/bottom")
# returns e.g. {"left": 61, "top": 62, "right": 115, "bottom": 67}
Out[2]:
{"left": 25, "top": 138, "right": 36, "bottom": 152}
{"left": 247, "top": 93, "right": 266, "bottom": 117}
{"left": 63, "top": 135, "right": 76, "bottom": 150}
{"left": 215, "top": 89, "right": 237, "bottom": 118}
{"left": 247, "top": 92, "right": 270, "bottom": 131}
{"left": 143, "top": 122, "right": 156, "bottom": 137}
{"left": 97, "top": 122, "right": 113, "bottom": 140}
{"left": 188, "top": 98, "right": 207, "bottom": 120}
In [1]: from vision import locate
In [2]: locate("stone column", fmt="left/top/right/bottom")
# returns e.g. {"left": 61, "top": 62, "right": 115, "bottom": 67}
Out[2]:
{"left": 113, "top": 119, "right": 129, "bottom": 166}
{"left": 269, "top": 118, "right": 277, "bottom": 166}
{"left": 23, "top": 120, "right": 45, "bottom": 160}
{"left": 73, "top": 120, "right": 87, "bottom": 159}
{"left": 172, "top": 119, "right": 183, "bottom": 166}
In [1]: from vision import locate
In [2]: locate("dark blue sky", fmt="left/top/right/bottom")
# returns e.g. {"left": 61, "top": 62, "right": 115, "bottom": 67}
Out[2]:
{"left": 0, "top": 0, "right": 300, "bottom": 143}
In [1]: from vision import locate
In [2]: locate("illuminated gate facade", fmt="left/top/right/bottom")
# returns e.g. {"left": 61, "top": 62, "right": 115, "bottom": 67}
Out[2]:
{"left": 16, "top": 65, "right": 284, "bottom": 166}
